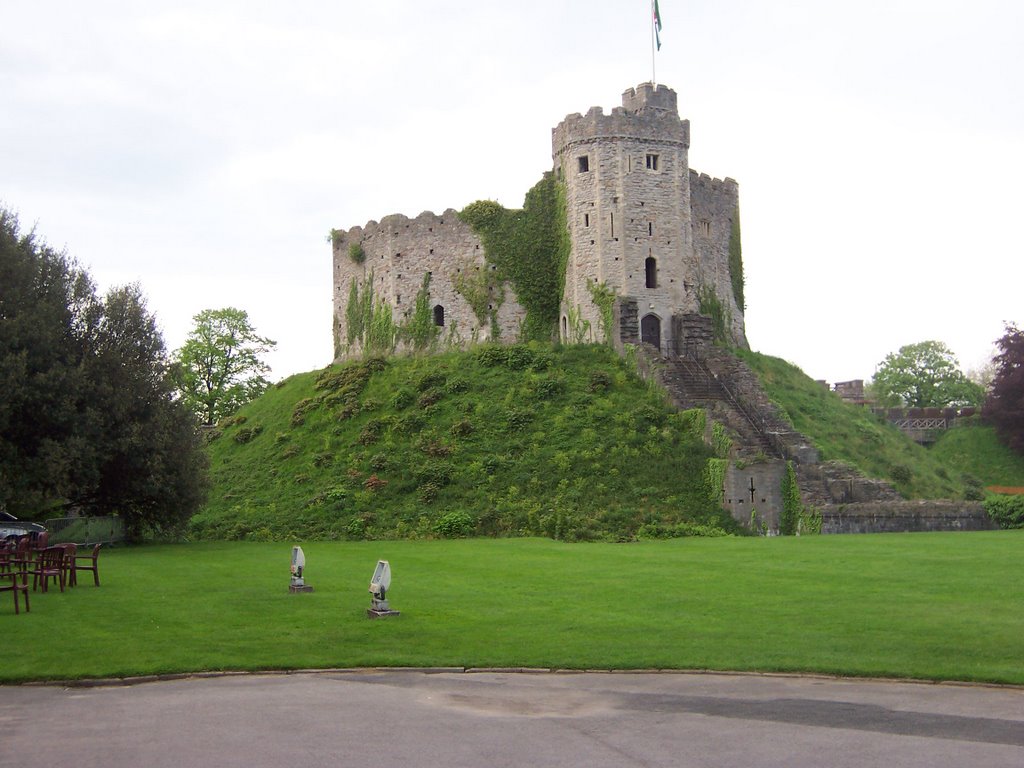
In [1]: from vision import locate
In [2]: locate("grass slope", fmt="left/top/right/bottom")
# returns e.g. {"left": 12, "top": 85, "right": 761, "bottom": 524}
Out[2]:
{"left": 193, "top": 344, "right": 733, "bottom": 541}
{"left": 4, "top": 534, "right": 1022, "bottom": 684}
{"left": 931, "top": 424, "right": 1024, "bottom": 488}
{"left": 736, "top": 350, "right": 975, "bottom": 498}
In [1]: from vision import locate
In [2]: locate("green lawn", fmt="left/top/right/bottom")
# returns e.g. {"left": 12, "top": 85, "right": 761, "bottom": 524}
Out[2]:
{"left": 4, "top": 533, "right": 1023, "bottom": 684}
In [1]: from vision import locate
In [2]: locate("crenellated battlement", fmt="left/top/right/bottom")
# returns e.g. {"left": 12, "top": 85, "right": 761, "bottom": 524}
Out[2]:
{"left": 621, "top": 82, "right": 678, "bottom": 114}
{"left": 552, "top": 85, "right": 689, "bottom": 160}
{"left": 690, "top": 171, "right": 739, "bottom": 191}
{"left": 332, "top": 208, "right": 463, "bottom": 245}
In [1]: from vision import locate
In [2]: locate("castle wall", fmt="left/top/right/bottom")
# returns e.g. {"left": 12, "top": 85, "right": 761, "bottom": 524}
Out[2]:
{"left": 332, "top": 210, "right": 525, "bottom": 359}
{"left": 689, "top": 172, "right": 747, "bottom": 347}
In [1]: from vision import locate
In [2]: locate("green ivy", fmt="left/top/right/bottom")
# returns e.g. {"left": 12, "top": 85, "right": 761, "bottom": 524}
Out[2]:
{"left": 728, "top": 210, "right": 744, "bottom": 312}
{"left": 704, "top": 458, "right": 727, "bottom": 507}
{"left": 459, "top": 173, "right": 570, "bottom": 342}
{"left": 780, "top": 460, "right": 801, "bottom": 535}
{"left": 348, "top": 242, "right": 366, "bottom": 264}
{"left": 345, "top": 278, "right": 363, "bottom": 348}
{"left": 344, "top": 272, "right": 396, "bottom": 355}
{"left": 698, "top": 284, "right": 732, "bottom": 346}
{"left": 452, "top": 259, "right": 505, "bottom": 339}
{"left": 566, "top": 305, "right": 591, "bottom": 344}
{"left": 711, "top": 422, "right": 732, "bottom": 459}
{"left": 398, "top": 273, "right": 440, "bottom": 353}
{"left": 586, "top": 281, "right": 616, "bottom": 346}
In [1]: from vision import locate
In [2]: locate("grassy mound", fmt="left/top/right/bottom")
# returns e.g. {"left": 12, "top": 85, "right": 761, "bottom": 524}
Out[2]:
{"left": 193, "top": 344, "right": 735, "bottom": 541}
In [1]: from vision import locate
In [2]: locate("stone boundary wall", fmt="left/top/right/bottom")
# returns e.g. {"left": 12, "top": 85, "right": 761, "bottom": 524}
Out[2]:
{"left": 821, "top": 501, "right": 995, "bottom": 534}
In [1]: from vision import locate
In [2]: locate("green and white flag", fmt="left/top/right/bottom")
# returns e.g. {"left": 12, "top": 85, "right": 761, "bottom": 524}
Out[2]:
{"left": 653, "top": 0, "right": 663, "bottom": 50}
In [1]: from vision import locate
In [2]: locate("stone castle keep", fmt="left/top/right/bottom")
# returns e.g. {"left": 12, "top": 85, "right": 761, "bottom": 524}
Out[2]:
{"left": 332, "top": 83, "right": 746, "bottom": 359}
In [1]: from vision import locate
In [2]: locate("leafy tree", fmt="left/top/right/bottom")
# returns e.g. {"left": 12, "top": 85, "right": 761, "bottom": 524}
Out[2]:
{"left": 174, "top": 308, "right": 276, "bottom": 425}
{"left": 80, "top": 284, "right": 209, "bottom": 537}
{"left": 871, "top": 340, "right": 984, "bottom": 408}
{"left": 0, "top": 206, "right": 207, "bottom": 536}
{"left": 984, "top": 323, "right": 1024, "bottom": 454}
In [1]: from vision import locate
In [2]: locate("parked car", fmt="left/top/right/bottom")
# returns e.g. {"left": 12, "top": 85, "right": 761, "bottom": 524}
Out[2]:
{"left": 0, "top": 511, "right": 47, "bottom": 543}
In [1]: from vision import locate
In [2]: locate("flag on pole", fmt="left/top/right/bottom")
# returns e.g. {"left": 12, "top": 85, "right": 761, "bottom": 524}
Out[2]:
{"left": 653, "top": 0, "right": 663, "bottom": 50}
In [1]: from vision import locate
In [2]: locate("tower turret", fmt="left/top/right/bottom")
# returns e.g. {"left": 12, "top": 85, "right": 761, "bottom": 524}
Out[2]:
{"left": 553, "top": 83, "right": 745, "bottom": 352}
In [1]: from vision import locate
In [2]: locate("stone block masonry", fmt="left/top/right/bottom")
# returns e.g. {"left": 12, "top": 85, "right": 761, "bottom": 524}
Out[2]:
{"left": 332, "top": 210, "right": 527, "bottom": 358}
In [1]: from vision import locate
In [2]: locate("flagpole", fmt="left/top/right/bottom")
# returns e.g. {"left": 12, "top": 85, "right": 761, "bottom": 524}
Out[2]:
{"left": 651, "top": 0, "right": 657, "bottom": 86}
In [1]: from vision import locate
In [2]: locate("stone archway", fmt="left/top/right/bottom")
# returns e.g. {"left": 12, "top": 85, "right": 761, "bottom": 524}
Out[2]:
{"left": 641, "top": 313, "right": 661, "bottom": 349}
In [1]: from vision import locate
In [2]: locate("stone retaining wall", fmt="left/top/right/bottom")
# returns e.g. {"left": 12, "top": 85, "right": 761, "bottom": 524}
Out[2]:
{"left": 821, "top": 501, "right": 995, "bottom": 534}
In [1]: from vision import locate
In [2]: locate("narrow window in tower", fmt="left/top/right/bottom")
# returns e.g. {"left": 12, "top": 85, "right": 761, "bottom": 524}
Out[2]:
{"left": 584, "top": 213, "right": 590, "bottom": 227}
{"left": 609, "top": 212, "right": 614, "bottom": 238}
{"left": 433, "top": 305, "right": 445, "bottom": 327}
{"left": 645, "top": 257, "right": 657, "bottom": 289}
{"left": 648, "top": 222, "right": 653, "bottom": 236}
{"left": 700, "top": 220, "right": 711, "bottom": 237}
{"left": 578, "top": 155, "right": 589, "bottom": 173}
{"left": 646, "top": 154, "right": 659, "bottom": 170}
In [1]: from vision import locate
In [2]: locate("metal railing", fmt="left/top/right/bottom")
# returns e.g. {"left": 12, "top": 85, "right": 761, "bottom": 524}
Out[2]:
{"left": 44, "top": 516, "right": 125, "bottom": 545}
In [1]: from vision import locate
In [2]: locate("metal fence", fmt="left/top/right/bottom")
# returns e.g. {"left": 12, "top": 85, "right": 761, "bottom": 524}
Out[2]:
{"left": 44, "top": 516, "right": 126, "bottom": 545}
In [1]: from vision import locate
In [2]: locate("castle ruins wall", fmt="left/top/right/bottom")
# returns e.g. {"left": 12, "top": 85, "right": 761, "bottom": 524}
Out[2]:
{"left": 331, "top": 210, "right": 525, "bottom": 359}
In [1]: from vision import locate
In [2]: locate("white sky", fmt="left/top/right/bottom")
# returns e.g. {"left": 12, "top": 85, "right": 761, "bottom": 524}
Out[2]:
{"left": 2, "top": 1, "right": 1021, "bottom": 384}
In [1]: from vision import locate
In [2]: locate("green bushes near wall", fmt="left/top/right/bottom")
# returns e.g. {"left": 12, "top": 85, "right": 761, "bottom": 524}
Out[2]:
{"left": 984, "top": 495, "right": 1024, "bottom": 529}
{"left": 459, "top": 173, "right": 570, "bottom": 342}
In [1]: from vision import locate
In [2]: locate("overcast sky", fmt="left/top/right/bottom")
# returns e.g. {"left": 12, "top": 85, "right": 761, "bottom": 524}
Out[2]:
{"left": 3, "top": 1, "right": 1021, "bottom": 384}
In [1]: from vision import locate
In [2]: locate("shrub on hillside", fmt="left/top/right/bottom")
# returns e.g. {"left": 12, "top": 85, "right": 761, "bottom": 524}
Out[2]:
{"left": 433, "top": 510, "right": 475, "bottom": 537}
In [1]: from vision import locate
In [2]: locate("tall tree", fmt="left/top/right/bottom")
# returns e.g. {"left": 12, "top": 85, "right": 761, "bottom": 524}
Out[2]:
{"left": 871, "top": 340, "right": 984, "bottom": 408}
{"left": 0, "top": 206, "right": 207, "bottom": 534}
{"left": 174, "top": 308, "right": 276, "bottom": 425}
{"left": 984, "top": 323, "right": 1024, "bottom": 454}
{"left": 81, "top": 284, "right": 209, "bottom": 537}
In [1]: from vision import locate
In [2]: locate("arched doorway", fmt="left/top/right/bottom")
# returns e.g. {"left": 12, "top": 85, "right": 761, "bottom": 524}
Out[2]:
{"left": 432, "top": 305, "right": 445, "bottom": 327}
{"left": 641, "top": 314, "right": 661, "bottom": 349}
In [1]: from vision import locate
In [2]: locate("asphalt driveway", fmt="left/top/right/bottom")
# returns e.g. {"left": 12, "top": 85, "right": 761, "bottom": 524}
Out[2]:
{"left": 2, "top": 671, "right": 1022, "bottom": 767}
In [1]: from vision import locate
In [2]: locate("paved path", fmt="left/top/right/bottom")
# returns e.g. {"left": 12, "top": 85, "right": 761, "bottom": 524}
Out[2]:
{"left": 3, "top": 671, "right": 1023, "bottom": 767}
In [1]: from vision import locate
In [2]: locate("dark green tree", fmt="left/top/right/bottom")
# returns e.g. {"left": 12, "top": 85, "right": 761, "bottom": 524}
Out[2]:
{"left": 0, "top": 207, "right": 94, "bottom": 515}
{"left": 173, "top": 308, "right": 276, "bottom": 426}
{"left": 984, "top": 323, "right": 1024, "bottom": 454}
{"left": 871, "top": 340, "right": 984, "bottom": 408}
{"left": 81, "top": 284, "right": 209, "bottom": 538}
{"left": 0, "top": 207, "right": 207, "bottom": 536}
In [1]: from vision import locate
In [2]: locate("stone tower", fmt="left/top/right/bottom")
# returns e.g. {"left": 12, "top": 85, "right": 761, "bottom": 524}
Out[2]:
{"left": 553, "top": 83, "right": 747, "bottom": 353}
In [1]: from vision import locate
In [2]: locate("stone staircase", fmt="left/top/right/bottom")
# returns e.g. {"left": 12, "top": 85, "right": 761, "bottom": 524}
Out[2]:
{"left": 660, "top": 356, "right": 777, "bottom": 457}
